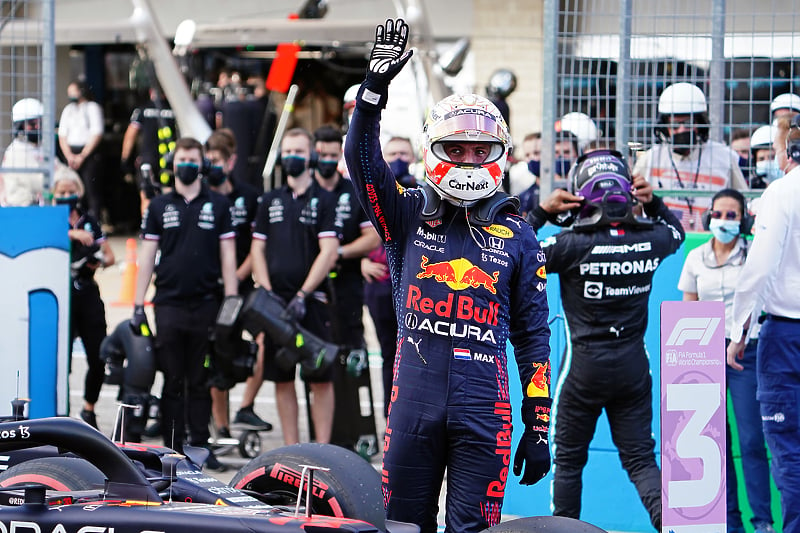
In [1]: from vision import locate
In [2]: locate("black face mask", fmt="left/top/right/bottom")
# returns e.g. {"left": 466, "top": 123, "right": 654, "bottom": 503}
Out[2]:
{"left": 554, "top": 158, "right": 572, "bottom": 177}
{"left": 206, "top": 165, "right": 227, "bottom": 187}
{"left": 25, "top": 131, "right": 40, "bottom": 144}
{"left": 282, "top": 155, "right": 307, "bottom": 178}
{"left": 55, "top": 195, "right": 80, "bottom": 211}
{"left": 316, "top": 159, "right": 339, "bottom": 179}
{"left": 389, "top": 159, "right": 410, "bottom": 178}
{"left": 671, "top": 131, "right": 696, "bottom": 156}
{"left": 527, "top": 159, "right": 541, "bottom": 177}
{"left": 68, "top": 96, "right": 79, "bottom": 104}
{"left": 175, "top": 162, "right": 200, "bottom": 185}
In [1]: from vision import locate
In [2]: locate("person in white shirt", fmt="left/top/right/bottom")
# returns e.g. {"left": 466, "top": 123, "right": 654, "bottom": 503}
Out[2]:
{"left": 679, "top": 189, "right": 774, "bottom": 533}
{"left": 632, "top": 82, "right": 747, "bottom": 232}
{"left": 58, "top": 80, "right": 104, "bottom": 218}
{"left": 728, "top": 114, "right": 800, "bottom": 533}
{"left": 0, "top": 98, "right": 45, "bottom": 206}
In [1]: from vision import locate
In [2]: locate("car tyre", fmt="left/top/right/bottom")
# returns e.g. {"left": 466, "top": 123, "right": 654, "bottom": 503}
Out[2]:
{"left": 0, "top": 457, "right": 106, "bottom": 491}
{"left": 230, "top": 442, "right": 384, "bottom": 529}
{"left": 480, "top": 516, "right": 609, "bottom": 532}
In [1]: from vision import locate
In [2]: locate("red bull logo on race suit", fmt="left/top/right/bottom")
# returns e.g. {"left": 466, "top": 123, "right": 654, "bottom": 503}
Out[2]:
{"left": 417, "top": 255, "right": 500, "bottom": 294}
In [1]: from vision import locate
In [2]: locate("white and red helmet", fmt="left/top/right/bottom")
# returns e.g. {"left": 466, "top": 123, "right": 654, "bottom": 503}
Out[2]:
{"left": 422, "top": 94, "right": 511, "bottom": 205}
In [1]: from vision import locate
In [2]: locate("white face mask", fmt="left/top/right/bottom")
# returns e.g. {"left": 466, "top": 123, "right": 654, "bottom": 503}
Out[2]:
{"left": 755, "top": 159, "right": 784, "bottom": 182}
{"left": 709, "top": 218, "right": 740, "bottom": 244}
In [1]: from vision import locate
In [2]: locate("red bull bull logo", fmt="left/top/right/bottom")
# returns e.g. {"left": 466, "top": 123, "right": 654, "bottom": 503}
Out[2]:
{"left": 527, "top": 361, "right": 550, "bottom": 398}
{"left": 417, "top": 255, "right": 500, "bottom": 294}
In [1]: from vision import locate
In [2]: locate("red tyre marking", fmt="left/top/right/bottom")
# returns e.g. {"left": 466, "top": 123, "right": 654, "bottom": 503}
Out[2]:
{"left": 327, "top": 497, "right": 343, "bottom": 517}
{"left": 0, "top": 474, "right": 70, "bottom": 491}
{"left": 232, "top": 466, "right": 266, "bottom": 489}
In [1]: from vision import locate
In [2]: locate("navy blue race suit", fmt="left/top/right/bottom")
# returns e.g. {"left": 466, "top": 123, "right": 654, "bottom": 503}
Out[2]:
{"left": 345, "top": 104, "right": 551, "bottom": 532}
{"left": 528, "top": 197, "right": 684, "bottom": 530}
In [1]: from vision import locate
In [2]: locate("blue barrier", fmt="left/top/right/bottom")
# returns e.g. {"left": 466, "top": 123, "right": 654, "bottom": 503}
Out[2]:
{"left": 0, "top": 207, "right": 70, "bottom": 417}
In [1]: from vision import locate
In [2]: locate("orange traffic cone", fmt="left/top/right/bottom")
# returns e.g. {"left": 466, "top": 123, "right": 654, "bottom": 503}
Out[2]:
{"left": 113, "top": 238, "right": 138, "bottom": 306}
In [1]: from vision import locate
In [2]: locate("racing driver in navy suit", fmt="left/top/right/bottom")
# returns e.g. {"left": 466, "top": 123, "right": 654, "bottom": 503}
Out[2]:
{"left": 344, "top": 19, "right": 552, "bottom": 533}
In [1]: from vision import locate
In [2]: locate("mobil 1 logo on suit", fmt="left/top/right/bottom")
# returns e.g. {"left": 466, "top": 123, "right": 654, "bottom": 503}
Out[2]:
{"left": 660, "top": 301, "right": 726, "bottom": 533}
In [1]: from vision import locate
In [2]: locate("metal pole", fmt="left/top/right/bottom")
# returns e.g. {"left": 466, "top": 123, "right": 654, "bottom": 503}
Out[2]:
{"left": 616, "top": 0, "right": 632, "bottom": 157}
{"left": 41, "top": 0, "right": 56, "bottom": 193}
{"left": 709, "top": 0, "right": 726, "bottom": 143}
{"left": 540, "top": 0, "right": 559, "bottom": 200}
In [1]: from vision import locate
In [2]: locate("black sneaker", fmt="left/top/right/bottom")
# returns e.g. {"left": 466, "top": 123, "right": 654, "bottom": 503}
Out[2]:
{"left": 233, "top": 407, "right": 273, "bottom": 430}
{"left": 218, "top": 427, "right": 232, "bottom": 439}
{"left": 203, "top": 449, "right": 228, "bottom": 473}
{"left": 80, "top": 409, "right": 98, "bottom": 429}
{"left": 143, "top": 420, "right": 161, "bottom": 439}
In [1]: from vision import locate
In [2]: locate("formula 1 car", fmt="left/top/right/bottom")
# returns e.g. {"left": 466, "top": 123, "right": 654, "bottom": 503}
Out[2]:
{"left": 0, "top": 415, "right": 412, "bottom": 533}
{"left": 0, "top": 409, "right": 607, "bottom": 533}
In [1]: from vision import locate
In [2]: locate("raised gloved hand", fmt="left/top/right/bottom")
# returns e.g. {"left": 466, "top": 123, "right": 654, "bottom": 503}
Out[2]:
{"left": 358, "top": 18, "right": 413, "bottom": 111}
{"left": 513, "top": 396, "right": 552, "bottom": 485}
{"left": 131, "top": 304, "right": 151, "bottom": 337}
{"left": 283, "top": 291, "right": 307, "bottom": 322}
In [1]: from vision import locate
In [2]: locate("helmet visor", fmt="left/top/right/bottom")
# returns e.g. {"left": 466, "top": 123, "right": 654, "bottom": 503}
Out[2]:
{"left": 430, "top": 140, "right": 505, "bottom": 167}
{"left": 426, "top": 109, "right": 508, "bottom": 146}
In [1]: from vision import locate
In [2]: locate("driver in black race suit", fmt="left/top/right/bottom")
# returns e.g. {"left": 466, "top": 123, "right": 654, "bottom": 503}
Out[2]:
{"left": 527, "top": 150, "right": 685, "bottom": 530}
{"left": 344, "top": 19, "right": 551, "bottom": 533}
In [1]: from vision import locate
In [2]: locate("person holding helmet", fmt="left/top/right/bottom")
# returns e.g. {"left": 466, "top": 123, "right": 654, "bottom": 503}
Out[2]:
{"left": 527, "top": 150, "right": 685, "bottom": 530}
{"left": 728, "top": 114, "right": 800, "bottom": 533}
{"left": 769, "top": 92, "right": 800, "bottom": 120}
{"left": 0, "top": 98, "right": 46, "bottom": 206}
{"left": 633, "top": 82, "right": 747, "bottom": 232}
{"left": 344, "top": 19, "right": 551, "bottom": 532}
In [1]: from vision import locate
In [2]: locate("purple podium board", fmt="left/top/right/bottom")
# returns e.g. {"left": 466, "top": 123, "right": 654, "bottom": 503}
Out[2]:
{"left": 660, "top": 301, "right": 726, "bottom": 533}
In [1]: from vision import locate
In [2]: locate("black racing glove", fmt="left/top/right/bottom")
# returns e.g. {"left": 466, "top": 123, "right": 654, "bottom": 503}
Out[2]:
{"left": 131, "top": 304, "right": 152, "bottom": 337}
{"left": 283, "top": 292, "right": 307, "bottom": 322}
{"left": 357, "top": 18, "right": 414, "bottom": 112}
{"left": 513, "top": 396, "right": 552, "bottom": 485}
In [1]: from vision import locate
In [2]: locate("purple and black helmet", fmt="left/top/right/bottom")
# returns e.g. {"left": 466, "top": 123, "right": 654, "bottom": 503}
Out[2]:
{"left": 567, "top": 149, "right": 649, "bottom": 230}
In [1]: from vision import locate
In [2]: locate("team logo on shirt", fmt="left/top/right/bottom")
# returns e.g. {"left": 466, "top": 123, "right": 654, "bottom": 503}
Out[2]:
{"left": 416, "top": 255, "right": 499, "bottom": 294}
{"left": 584, "top": 281, "right": 603, "bottom": 299}
{"left": 198, "top": 202, "right": 216, "bottom": 230}
{"left": 163, "top": 203, "right": 180, "bottom": 229}
{"left": 483, "top": 224, "right": 513, "bottom": 239}
{"left": 299, "top": 197, "right": 320, "bottom": 225}
{"left": 336, "top": 192, "right": 353, "bottom": 222}
{"left": 268, "top": 198, "right": 284, "bottom": 223}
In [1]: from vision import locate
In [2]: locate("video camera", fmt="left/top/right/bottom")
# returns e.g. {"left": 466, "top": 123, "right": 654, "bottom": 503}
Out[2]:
{"left": 212, "top": 296, "right": 257, "bottom": 390}
{"left": 226, "top": 288, "right": 339, "bottom": 379}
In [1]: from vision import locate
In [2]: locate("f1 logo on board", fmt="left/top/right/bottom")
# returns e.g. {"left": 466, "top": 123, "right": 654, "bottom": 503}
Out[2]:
{"left": 666, "top": 317, "right": 721, "bottom": 346}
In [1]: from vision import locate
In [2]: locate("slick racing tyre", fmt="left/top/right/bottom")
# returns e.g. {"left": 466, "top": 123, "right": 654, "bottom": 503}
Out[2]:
{"left": 0, "top": 457, "right": 106, "bottom": 491}
{"left": 230, "top": 443, "right": 384, "bottom": 529}
{"left": 480, "top": 516, "right": 609, "bottom": 532}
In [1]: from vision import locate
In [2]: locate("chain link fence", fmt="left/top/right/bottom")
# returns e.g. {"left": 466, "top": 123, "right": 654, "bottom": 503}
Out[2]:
{"left": 0, "top": 0, "right": 56, "bottom": 197}
{"left": 541, "top": 0, "right": 800, "bottom": 201}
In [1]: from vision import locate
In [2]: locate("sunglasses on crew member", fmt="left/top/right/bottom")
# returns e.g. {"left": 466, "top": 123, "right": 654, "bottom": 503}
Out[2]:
{"left": 710, "top": 210, "right": 739, "bottom": 220}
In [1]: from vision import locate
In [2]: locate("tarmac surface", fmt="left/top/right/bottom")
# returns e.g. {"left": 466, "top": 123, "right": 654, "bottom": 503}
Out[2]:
{"left": 67, "top": 234, "right": 389, "bottom": 483}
